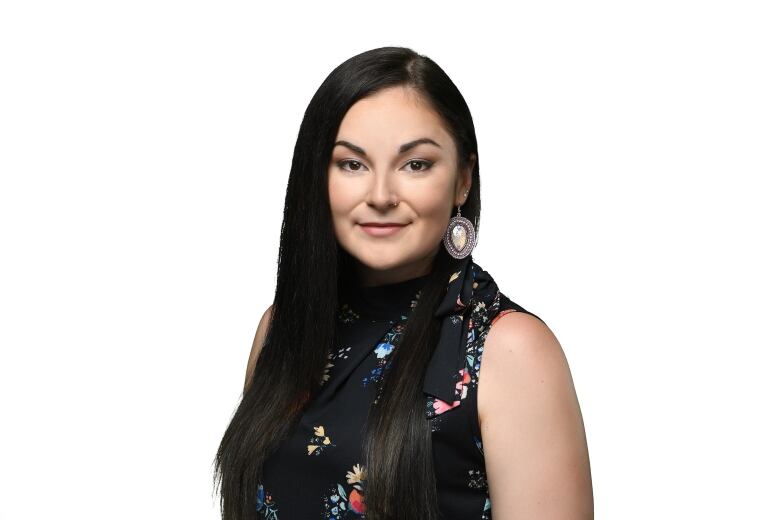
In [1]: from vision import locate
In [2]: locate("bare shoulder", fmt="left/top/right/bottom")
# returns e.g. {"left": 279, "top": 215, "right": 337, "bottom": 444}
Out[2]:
{"left": 477, "top": 311, "right": 566, "bottom": 428}
{"left": 477, "top": 311, "right": 594, "bottom": 518}
{"left": 243, "top": 303, "right": 275, "bottom": 396}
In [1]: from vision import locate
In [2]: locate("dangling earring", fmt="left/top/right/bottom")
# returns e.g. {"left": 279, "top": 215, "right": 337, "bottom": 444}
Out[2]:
{"left": 443, "top": 191, "right": 476, "bottom": 259}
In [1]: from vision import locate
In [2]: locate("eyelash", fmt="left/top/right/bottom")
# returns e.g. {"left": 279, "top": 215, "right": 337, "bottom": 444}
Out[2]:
{"left": 336, "top": 159, "right": 433, "bottom": 174}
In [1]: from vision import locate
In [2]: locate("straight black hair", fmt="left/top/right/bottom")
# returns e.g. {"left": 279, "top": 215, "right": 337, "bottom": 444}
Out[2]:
{"left": 213, "top": 46, "right": 482, "bottom": 519}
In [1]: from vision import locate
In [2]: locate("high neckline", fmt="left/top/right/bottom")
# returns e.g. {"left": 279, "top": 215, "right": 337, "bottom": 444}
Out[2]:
{"left": 342, "top": 272, "right": 432, "bottom": 321}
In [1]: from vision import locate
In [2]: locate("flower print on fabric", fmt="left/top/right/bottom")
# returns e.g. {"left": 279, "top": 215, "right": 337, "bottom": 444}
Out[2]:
{"left": 426, "top": 365, "right": 471, "bottom": 424}
{"left": 320, "top": 462, "right": 366, "bottom": 519}
{"left": 481, "top": 497, "right": 492, "bottom": 520}
{"left": 321, "top": 360, "right": 335, "bottom": 386}
{"left": 256, "top": 483, "right": 280, "bottom": 519}
{"left": 423, "top": 258, "right": 526, "bottom": 442}
{"left": 470, "top": 436, "right": 492, "bottom": 519}
{"left": 361, "top": 321, "right": 404, "bottom": 389}
{"left": 374, "top": 342, "right": 393, "bottom": 359}
{"left": 426, "top": 302, "right": 485, "bottom": 418}
{"left": 337, "top": 303, "right": 360, "bottom": 325}
{"left": 321, "top": 345, "right": 352, "bottom": 386}
{"left": 467, "top": 468, "right": 488, "bottom": 491}
{"left": 474, "top": 434, "right": 485, "bottom": 455}
{"left": 308, "top": 424, "right": 336, "bottom": 456}
{"left": 426, "top": 302, "right": 494, "bottom": 424}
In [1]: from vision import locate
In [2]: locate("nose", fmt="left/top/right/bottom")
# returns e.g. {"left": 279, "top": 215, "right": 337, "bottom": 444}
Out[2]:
{"left": 365, "top": 169, "right": 398, "bottom": 209}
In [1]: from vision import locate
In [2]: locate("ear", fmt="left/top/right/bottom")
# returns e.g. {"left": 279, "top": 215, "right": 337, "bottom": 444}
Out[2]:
{"left": 454, "top": 153, "right": 476, "bottom": 206}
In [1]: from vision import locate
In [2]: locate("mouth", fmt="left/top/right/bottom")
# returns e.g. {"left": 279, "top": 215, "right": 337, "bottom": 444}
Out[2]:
{"left": 358, "top": 222, "right": 409, "bottom": 237}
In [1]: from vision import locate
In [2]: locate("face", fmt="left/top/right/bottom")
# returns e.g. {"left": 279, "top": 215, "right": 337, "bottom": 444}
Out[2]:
{"left": 328, "top": 85, "right": 475, "bottom": 287}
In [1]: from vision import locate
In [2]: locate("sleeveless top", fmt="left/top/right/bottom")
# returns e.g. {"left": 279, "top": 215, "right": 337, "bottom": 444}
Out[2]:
{"left": 257, "top": 254, "right": 544, "bottom": 519}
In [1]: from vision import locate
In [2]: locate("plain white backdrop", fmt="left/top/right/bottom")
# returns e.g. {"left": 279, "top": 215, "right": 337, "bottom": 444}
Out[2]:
{"left": 1, "top": 1, "right": 778, "bottom": 518}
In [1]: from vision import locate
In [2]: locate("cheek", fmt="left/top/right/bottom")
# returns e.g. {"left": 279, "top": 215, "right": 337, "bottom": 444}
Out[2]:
{"left": 408, "top": 191, "right": 452, "bottom": 239}
{"left": 328, "top": 171, "right": 359, "bottom": 233}
{"left": 407, "top": 176, "right": 452, "bottom": 219}
{"left": 414, "top": 193, "right": 450, "bottom": 216}
{"left": 328, "top": 172, "right": 349, "bottom": 214}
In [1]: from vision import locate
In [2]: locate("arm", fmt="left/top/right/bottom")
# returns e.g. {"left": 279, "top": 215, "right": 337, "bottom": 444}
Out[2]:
{"left": 478, "top": 312, "right": 594, "bottom": 519}
{"left": 243, "top": 304, "right": 274, "bottom": 396}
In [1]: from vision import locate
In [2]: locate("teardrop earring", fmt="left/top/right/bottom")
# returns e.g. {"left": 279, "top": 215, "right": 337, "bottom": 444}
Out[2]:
{"left": 442, "top": 193, "right": 476, "bottom": 259}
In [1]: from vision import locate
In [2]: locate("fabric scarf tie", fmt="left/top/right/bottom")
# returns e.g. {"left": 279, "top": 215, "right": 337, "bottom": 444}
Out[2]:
{"left": 422, "top": 253, "right": 503, "bottom": 405}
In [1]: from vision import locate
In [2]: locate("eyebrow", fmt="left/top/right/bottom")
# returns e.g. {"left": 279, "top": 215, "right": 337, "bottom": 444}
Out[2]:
{"left": 333, "top": 137, "right": 441, "bottom": 157}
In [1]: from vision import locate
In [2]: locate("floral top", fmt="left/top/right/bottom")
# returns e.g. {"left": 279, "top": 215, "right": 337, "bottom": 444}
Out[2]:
{"left": 257, "top": 254, "right": 544, "bottom": 519}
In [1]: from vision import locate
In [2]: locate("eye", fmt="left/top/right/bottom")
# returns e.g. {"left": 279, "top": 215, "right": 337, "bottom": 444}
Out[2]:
{"left": 337, "top": 159, "right": 368, "bottom": 173}
{"left": 336, "top": 158, "right": 433, "bottom": 174}
{"left": 402, "top": 159, "right": 433, "bottom": 173}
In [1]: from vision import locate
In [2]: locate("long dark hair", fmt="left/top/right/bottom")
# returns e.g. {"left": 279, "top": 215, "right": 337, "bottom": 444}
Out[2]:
{"left": 213, "top": 46, "right": 483, "bottom": 520}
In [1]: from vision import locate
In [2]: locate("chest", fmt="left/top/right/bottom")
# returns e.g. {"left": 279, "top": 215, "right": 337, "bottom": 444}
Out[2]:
{"left": 259, "top": 315, "right": 495, "bottom": 519}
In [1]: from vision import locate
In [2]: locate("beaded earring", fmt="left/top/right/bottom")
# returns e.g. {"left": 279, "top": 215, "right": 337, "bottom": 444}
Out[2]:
{"left": 442, "top": 191, "right": 476, "bottom": 259}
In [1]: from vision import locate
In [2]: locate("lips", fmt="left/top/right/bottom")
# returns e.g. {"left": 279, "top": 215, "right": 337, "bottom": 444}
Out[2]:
{"left": 358, "top": 222, "right": 408, "bottom": 237}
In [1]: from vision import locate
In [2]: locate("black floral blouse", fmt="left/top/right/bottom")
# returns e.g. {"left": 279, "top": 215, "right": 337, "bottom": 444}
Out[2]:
{"left": 257, "top": 254, "right": 543, "bottom": 519}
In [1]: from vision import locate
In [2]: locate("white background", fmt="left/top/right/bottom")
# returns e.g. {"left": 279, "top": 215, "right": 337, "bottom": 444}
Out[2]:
{"left": 1, "top": 1, "right": 778, "bottom": 518}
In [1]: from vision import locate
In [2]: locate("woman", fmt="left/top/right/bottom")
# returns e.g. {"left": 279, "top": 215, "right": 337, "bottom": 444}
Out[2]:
{"left": 214, "top": 46, "right": 593, "bottom": 520}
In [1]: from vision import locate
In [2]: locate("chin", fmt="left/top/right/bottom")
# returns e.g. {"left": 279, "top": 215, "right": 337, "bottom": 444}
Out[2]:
{"left": 354, "top": 254, "right": 405, "bottom": 271}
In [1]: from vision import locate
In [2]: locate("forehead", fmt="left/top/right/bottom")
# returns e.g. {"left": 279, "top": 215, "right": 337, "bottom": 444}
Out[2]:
{"left": 335, "top": 86, "right": 454, "bottom": 152}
